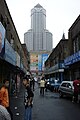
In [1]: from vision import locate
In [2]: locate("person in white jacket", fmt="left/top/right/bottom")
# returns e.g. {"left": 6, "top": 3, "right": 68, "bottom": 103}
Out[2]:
{"left": 0, "top": 105, "right": 11, "bottom": 120}
{"left": 40, "top": 77, "right": 45, "bottom": 95}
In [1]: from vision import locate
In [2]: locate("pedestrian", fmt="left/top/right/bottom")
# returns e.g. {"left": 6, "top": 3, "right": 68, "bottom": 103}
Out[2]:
{"left": 72, "top": 78, "right": 80, "bottom": 103}
{"left": 0, "top": 79, "right": 13, "bottom": 119}
{"left": 0, "top": 104, "right": 11, "bottom": 120}
{"left": 32, "top": 77, "right": 35, "bottom": 91}
{"left": 40, "top": 77, "right": 45, "bottom": 95}
{"left": 23, "top": 76, "right": 34, "bottom": 120}
{"left": 29, "top": 77, "right": 33, "bottom": 89}
{"left": 45, "top": 79, "right": 48, "bottom": 92}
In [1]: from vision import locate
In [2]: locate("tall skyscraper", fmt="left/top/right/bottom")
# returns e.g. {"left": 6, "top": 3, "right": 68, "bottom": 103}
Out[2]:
{"left": 24, "top": 4, "right": 53, "bottom": 75}
{"left": 24, "top": 3, "right": 53, "bottom": 52}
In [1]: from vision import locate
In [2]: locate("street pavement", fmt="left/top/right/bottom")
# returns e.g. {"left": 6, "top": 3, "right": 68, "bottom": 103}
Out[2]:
{"left": 10, "top": 83, "right": 80, "bottom": 120}
{"left": 10, "top": 84, "right": 25, "bottom": 120}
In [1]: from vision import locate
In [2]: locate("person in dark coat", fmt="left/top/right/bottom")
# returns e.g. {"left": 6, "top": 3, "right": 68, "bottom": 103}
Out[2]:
{"left": 23, "top": 76, "right": 34, "bottom": 120}
{"left": 72, "top": 78, "right": 80, "bottom": 103}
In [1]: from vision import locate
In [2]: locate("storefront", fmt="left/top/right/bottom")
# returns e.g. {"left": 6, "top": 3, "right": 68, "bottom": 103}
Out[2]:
{"left": 64, "top": 51, "right": 80, "bottom": 81}
{"left": 44, "top": 62, "right": 64, "bottom": 82}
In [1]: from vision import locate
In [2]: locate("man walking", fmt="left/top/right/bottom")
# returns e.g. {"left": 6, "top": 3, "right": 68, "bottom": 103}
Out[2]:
{"left": 40, "top": 77, "right": 45, "bottom": 95}
{"left": 23, "top": 76, "right": 34, "bottom": 120}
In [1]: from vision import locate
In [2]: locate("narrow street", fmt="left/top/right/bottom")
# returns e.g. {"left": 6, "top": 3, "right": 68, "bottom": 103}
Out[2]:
{"left": 1, "top": 1, "right": 80, "bottom": 120}
{"left": 10, "top": 83, "right": 80, "bottom": 120}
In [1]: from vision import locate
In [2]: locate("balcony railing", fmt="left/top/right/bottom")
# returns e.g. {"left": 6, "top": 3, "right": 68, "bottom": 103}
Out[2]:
{"left": 44, "top": 62, "right": 64, "bottom": 74}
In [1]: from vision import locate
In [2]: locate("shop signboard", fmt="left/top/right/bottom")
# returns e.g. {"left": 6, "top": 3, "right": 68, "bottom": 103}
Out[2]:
{"left": 0, "top": 22, "right": 5, "bottom": 57}
{"left": 30, "top": 66, "right": 38, "bottom": 71}
{"left": 30, "top": 53, "right": 38, "bottom": 71}
{"left": 64, "top": 51, "right": 80, "bottom": 66}
{"left": 5, "top": 39, "right": 16, "bottom": 66}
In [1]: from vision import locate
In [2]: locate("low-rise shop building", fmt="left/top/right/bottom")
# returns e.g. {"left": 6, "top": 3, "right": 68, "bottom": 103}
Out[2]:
{"left": 64, "top": 15, "right": 80, "bottom": 81}
{"left": 0, "top": 0, "right": 30, "bottom": 94}
{"left": 45, "top": 35, "right": 68, "bottom": 82}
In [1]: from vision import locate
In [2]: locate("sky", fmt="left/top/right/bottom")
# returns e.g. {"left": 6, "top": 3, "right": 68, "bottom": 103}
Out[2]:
{"left": 5, "top": 0, "right": 80, "bottom": 48}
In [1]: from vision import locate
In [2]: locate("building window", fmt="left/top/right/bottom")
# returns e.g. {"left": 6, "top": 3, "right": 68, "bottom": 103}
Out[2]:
{"left": 78, "top": 34, "right": 80, "bottom": 50}
{"left": 73, "top": 36, "right": 80, "bottom": 53}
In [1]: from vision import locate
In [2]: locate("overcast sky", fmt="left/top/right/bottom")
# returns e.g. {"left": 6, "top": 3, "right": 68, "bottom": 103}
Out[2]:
{"left": 5, "top": 0, "right": 80, "bottom": 48}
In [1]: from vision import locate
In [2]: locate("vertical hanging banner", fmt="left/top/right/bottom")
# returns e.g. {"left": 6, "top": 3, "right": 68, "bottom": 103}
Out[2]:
{"left": 0, "top": 22, "right": 5, "bottom": 57}
{"left": 42, "top": 54, "right": 49, "bottom": 71}
{"left": 38, "top": 54, "right": 42, "bottom": 71}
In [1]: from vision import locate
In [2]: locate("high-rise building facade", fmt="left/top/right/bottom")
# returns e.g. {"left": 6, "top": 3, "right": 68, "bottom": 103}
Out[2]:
{"left": 24, "top": 4, "right": 53, "bottom": 52}
{"left": 24, "top": 29, "right": 33, "bottom": 51}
